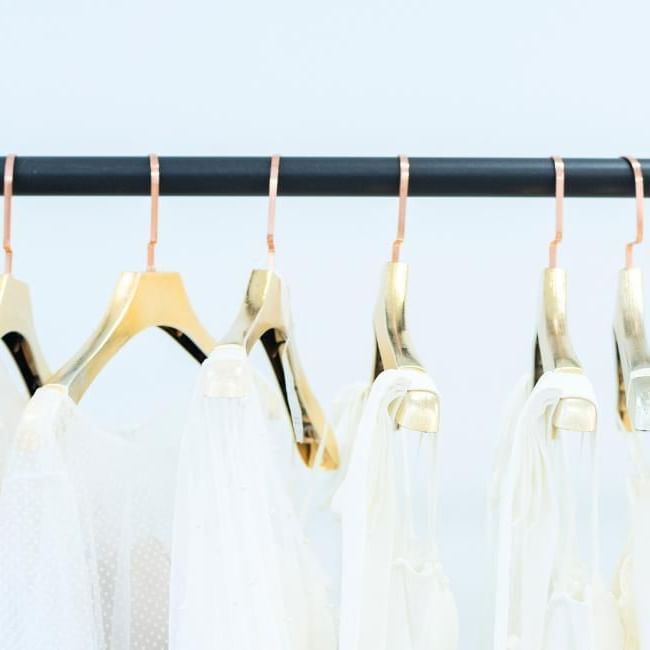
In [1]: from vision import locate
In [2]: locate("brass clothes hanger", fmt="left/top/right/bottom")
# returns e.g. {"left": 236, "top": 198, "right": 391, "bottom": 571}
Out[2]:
{"left": 372, "top": 155, "right": 440, "bottom": 434}
{"left": 49, "top": 154, "right": 215, "bottom": 402}
{"left": 0, "top": 155, "right": 49, "bottom": 394}
{"left": 219, "top": 155, "right": 339, "bottom": 470}
{"left": 614, "top": 156, "right": 650, "bottom": 432}
{"left": 532, "top": 156, "right": 597, "bottom": 434}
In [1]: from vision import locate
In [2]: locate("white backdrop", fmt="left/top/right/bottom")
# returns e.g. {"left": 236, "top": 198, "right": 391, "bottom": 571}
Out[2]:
{"left": 2, "top": 0, "right": 650, "bottom": 647}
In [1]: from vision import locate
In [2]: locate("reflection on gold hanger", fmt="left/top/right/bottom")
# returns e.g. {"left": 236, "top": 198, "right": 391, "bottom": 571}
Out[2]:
{"left": 372, "top": 155, "right": 439, "bottom": 434}
{"left": 0, "top": 154, "right": 49, "bottom": 394}
{"left": 49, "top": 154, "right": 215, "bottom": 402}
{"left": 219, "top": 155, "right": 339, "bottom": 469}
{"left": 533, "top": 156, "right": 597, "bottom": 435}
{"left": 614, "top": 156, "right": 650, "bottom": 432}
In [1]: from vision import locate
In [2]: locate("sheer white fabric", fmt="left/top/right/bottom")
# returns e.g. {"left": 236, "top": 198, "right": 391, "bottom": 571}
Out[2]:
{"left": 271, "top": 382, "right": 369, "bottom": 606}
{"left": 332, "top": 369, "right": 458, "bottom": 650}
{"left": 0, "top": 384, "right": 181, "bottom": 649}
{"left": 169, "top": 344, "right": 337, "bottom": 650}
{"left": 613, "top": 432, "right": 650, "bottom": 650}
{"left": 0, "top": 361, "right": 28, "bottom": 488}
{"left": 488, "top": 370, "right": 623, "bottom": 650}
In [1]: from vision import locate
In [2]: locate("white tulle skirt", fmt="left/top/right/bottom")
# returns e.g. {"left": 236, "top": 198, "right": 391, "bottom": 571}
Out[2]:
{"left": 331, "top": 369, "right": 458, "bottom": 650}
{"left": 169, "top": 344, "right": 337, "bottom": 650}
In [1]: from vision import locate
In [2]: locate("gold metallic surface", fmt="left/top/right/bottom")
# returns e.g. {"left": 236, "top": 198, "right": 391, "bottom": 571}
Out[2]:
{"left": 221, "top": 268, "right": 339, "bottom": 470}
{"left": 49, "top": 271, "right": 215, "bottom": 402}
{"left": 373, "top": 262, "right": 440, "bottom": 433}
{"left": 614, "top": 268, "right": 650, "bottom": 431}
{"left": 534, "top": 268, "right": 597, "bottom": 434}
{"left": 0, "top": 274, "right": 49, "bottom": 394}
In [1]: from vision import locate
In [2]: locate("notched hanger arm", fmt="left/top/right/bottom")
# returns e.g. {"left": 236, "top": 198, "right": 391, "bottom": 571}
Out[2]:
{"left": 221, "top": 268, "right": 339, "bottom": 470}
{"left": 49, "top": 271, "right": 215, "bottom": 402}
{"left": 0, "top": 275, "right": 49, "bottom": 394}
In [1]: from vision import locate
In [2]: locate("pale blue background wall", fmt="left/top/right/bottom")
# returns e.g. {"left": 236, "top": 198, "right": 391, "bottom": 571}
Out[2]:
{"left": 1, "top": 0, "right": 649, "bottom": 646}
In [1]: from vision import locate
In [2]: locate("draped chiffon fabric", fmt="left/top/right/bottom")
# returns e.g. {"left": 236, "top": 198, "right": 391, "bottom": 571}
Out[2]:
{"left": 331, "top": 369, "right": 458, "bottom": 650}
{"left": 169, "top": 344, "right": 337, "bottom": 650}
{"left": 488, "top": 370, "right": 623, "bottom": 650}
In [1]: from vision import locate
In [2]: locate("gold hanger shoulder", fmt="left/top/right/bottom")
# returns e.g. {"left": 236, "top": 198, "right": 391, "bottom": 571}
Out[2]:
{"left": 534, "top": 267, "right": 597, "bottom": 433}
{"left": 0, "top": 155, "right": 49, "bottom": 394}
{"left": 221, "top": 268, "right": 339, "bottom": 470}
{"left": 218, "top": 156, "right": 338, "bottom": 470}
{"left": 373, "top": 261, "right": 440, "bottom": 433}
{"left": 49, "top": 156, "right": 215, "bottom": 403}
{"left": 613, "top": 156, "right": 650, "bottom": 432}
{"left": 0, "top": 273, "right": 49, "bottom": 394}
{"left": 534, "top": 156, "right": 596, "bottom": 435}
{"left": 49, "top": 271, "right": 216, "bottom": 402}
{"left": 222, "top": 268, "right": 283, "bottom": 349}
{"left": 614, "top": 268, "right": 650, "bottom": 431}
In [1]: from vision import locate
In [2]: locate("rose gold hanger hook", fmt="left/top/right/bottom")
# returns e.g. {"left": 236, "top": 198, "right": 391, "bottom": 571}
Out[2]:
{"left": 391, "top": 154, "right": 409, "bottom": 263}
{"left": 147, "top": 154, "right": 160, "bottom": 272}
{"left": 266, "top": 155, "right": 280, "bottom": 268}
{"left": 3, "top": 155, "right": 16, "bottom": 275}
{"left": 548, "top": 155, "right": 565, "bottom": 268}
{"left": 623, "top": 156, "right": 644, "bottom": 270}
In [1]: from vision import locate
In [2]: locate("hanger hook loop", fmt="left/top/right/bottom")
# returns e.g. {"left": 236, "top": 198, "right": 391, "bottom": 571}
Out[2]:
{"left": 391, "top": 154, "right": 409, "bottom": 263}
{"left": 147, "top": 154, "right": 160, "bottom": 272}
{"left": 623, "top": 156, "right": 644, "bottom": 269}
{"left": 548, "top": 155, "right": 565, "bottom": 268}
{"left": 3, "top": 154, "right": 15, "bottom": 275}
{"left": 267, "top": 155, "right": 280, "bottom": 268}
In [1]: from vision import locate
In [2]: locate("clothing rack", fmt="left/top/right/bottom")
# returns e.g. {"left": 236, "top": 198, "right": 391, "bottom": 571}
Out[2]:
{"left": 1, "top": 157, "right": 648, "bottom": 197}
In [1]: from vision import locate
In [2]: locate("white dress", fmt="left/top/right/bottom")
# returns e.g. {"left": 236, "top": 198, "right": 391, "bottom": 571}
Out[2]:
{"left": 0, "top": 384, "right": 182, "bottom": 649}
{"left": 613, "top": 433, "right": 650, "bottom": 649}
{"left": 0, "top": 361, "right": 28, "bottom": 488}
{"left": 331, "top": 369, "right": 458, "bottom": 650}
{"left": 168, "top": 344, "right": 337, "bottom": 650}
{"left": 488, "top": 370, "right": 623, "bottom": 650}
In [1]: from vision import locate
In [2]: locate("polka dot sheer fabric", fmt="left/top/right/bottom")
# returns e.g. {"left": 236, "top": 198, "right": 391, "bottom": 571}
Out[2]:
{"left": 0, "top": 351, "right": 459, "bottom": 649}
{"left": 0, "top": 385, "right": 180, "bottom": 649}
{"left": 0, "top": 361, "right": 27, "bottom": 486}
{"left": 169, "top": 344, "right": 337, "bottom": 650}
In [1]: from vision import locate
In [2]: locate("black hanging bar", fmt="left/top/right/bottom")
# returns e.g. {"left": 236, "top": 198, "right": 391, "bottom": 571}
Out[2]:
{"left": 0, "top": 157, "right": 648, "bottom": 197}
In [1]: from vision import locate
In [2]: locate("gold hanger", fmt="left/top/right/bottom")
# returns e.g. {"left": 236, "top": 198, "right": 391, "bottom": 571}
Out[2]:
{"left": 372, "top": 155, "right": 440, "bottom": 434}
{"left": 614, "top": 156, "right": 650, "bottom": 431}
{"left": 533, "top": 155, "right": 597, "bottom": 433}
{"left": 219, "top": 155, "right": 339, "bottom": 469}
{"left": 0, "top": 154, "right": 49, "bottom": 394}
{"left": 49, "top": 154, "right": 215, "bottom": 402}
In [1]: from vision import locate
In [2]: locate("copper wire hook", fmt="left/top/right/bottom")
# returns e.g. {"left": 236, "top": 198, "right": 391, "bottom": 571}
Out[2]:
{"left": 147, "top": 154, "right": 160, "bottom": 272}
{"left": 391, "top": 154, "right": 409, "bottom": 263}
{"left": 548, "top": 156, "right": 565, "bottom": 268}
{"left": 623, "top": 156, "right": 644, "bottom": 269}
{"left": 266, "top": 155, "right": 280, "bottom": 268}
{"left": 3, "top": 155, "right": 15, "bottom": 275}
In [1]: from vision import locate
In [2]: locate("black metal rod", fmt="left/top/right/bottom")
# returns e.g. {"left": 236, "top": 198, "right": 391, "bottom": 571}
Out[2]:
{"left": 0, "top": 157, "right": 648, "bottom": 197}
